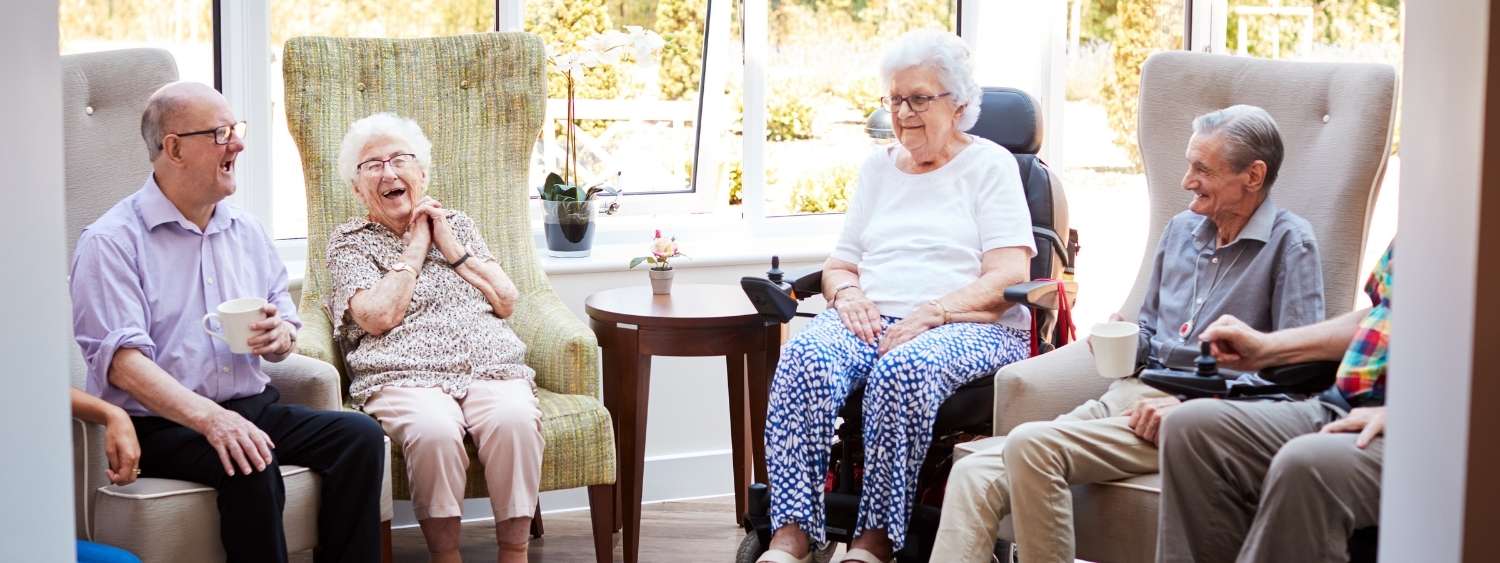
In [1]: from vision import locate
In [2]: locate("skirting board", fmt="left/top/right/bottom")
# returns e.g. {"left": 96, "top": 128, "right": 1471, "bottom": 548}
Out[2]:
{"left": 391, "top": 448, "right": 736, "bottom": 527}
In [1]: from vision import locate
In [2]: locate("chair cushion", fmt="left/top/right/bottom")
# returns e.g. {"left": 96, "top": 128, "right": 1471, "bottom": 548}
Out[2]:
{"left": 91, "top": 466, "right": 317, "bottom": 562}
{"left": 389, "top": 389, "right": 616, "bottom": 499}
{"left": 88, "top": 438, "right": 393, "bottom": 562}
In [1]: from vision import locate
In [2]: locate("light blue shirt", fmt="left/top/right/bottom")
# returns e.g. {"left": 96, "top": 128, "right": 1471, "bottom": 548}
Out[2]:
{"left": 1136, "top": 200, "right": 1325, "bottom": 384}
{"left": 70, "top": 175, "right": 300, "bottom": 416}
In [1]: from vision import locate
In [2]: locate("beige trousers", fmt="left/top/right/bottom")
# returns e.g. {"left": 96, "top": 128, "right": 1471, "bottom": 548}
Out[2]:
{"left": 932, "top": 378, "right": 1165, "bottom": 563}
{"left": 364, "top": 379, "right": 544, "bottom": 521}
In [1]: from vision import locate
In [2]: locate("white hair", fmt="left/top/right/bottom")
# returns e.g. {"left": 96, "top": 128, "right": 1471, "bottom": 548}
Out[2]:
{"left": 879, "top": 29, "right": 982, "bottom": 131}
{"left": 336, "top": 112, "right": 434, "bottom": 184}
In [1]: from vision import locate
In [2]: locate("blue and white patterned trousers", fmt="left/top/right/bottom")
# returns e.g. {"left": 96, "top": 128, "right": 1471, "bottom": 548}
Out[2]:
{"left": 765, "top": 309, "right": 1031, "bottom": 548}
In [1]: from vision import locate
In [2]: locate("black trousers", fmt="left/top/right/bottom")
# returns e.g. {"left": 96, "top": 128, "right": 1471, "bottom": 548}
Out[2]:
{"left": 132, "top": 386, "right": 385, "bottom": 563}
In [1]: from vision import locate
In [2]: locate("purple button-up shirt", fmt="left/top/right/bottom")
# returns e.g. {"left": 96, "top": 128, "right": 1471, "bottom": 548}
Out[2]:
{"left": 71, "top": 175, "right": 300, "bottom": 416}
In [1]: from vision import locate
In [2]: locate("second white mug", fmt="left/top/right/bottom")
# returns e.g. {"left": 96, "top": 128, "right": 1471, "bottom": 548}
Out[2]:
{"left": 202, "top": 297, "right": 268, "bottom": 354}
{"left": 1090, "top": 321, "right": 1140, "bottom": 379}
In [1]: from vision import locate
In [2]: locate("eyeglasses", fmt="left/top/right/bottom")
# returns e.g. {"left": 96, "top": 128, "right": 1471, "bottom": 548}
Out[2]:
{"left": 357, "top": 153, "right": 419, "bottom": 177}
{"left": 163, "top": 121, "right": 247, "bottom": 148}
{"left": 880, "top": 92, "right": 952, "bottom": 113}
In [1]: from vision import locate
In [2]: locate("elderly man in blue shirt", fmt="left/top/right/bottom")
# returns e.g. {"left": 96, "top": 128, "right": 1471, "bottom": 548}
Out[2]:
{"left": 70, "top": 82, "right": 385, "bottom": 563}
{"left": 931, "top": 105, "right": 1328, "bottom": 563}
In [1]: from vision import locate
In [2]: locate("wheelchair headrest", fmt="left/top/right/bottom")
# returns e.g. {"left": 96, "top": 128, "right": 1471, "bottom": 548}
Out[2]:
{"left": 970, "top": 87, "right": 1043, "bottom": 155}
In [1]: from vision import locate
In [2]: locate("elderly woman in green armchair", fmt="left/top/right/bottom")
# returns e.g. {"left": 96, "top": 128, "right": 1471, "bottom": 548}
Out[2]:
{"left": 326, "top": 112, "right": 541, "bottom": 563}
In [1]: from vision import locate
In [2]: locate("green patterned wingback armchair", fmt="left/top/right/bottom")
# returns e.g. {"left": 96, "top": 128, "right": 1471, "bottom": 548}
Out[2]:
{"left": 283, "top": 32, "right": 617, "bottom": 560}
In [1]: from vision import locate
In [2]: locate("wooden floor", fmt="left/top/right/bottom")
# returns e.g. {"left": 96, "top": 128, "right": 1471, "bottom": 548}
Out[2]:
{"left": 391, "top": 495, "right": 751, "bottom": 563}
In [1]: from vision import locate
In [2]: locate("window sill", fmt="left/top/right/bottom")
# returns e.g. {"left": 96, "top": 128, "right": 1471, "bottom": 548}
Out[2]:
{"left": 538, "top": 232, "right": 835, "bottom": 275}
{"left": 282, "top": 212, "right": 841, "bottom": 288}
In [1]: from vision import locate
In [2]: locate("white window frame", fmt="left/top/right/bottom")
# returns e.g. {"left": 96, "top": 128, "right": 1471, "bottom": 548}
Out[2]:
{"left": 222, "top": 0, "right": 997, "bottom": 259}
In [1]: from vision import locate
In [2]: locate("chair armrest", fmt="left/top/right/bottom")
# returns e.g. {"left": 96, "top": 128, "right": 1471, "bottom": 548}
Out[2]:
{"left": 74, "top": 417, "right": 107, "bottom": 539}
{"left": 1003, "top": 280, "right": 1078, "bottom": 310}
{"left": 294, "top": 307, "right": 338, "bottom": 369}
{"left": 264, "top": 354, "right": 343, "bottom": 411}
{"left": 511, "top": 289, "right": 600, "bottom": 398}
{"left": 992, "top": 340, "right": 1112, "bottom": 435}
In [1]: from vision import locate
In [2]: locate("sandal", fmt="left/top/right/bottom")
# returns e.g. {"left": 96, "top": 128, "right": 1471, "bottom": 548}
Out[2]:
{"left": 758, "top": 548, "right": 813, "bottom": 563}
{"left": 839, "top": 547, "right": 893, "bottom": 563}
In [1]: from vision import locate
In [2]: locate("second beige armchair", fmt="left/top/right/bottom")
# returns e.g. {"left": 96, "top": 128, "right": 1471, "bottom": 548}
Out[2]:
{"left": 982, "top": 51, "right": 1397, "bottom": 562}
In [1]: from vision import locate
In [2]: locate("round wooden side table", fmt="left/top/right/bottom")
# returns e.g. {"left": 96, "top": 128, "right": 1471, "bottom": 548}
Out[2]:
{"left": 585, "top": 284, "right": 784, "bottom": 563}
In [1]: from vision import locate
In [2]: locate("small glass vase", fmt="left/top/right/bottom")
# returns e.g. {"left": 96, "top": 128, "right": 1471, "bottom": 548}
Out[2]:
{"left": 542, "top": 200, "right": 598, "bottom": 257}
{"left": 648, "top": 268, "right": 674, "bottom": 295}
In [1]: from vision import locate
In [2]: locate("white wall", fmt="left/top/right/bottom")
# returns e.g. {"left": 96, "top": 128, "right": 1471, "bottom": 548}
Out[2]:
{"left": 1381, "top": 1, "right": 1484, "bottom": 561}
{"left": 0, "top": 1, "right": 79, "bottom": 561}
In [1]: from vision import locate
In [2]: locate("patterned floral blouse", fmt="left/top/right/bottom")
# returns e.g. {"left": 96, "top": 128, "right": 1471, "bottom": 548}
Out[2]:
{"left": 327, "top": 210, "right": 534, "bottom": 408}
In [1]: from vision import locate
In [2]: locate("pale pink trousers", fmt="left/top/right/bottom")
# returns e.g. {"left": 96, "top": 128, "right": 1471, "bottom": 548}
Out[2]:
{"left": 364, "top": 379, "right": 544, "bottom": 521}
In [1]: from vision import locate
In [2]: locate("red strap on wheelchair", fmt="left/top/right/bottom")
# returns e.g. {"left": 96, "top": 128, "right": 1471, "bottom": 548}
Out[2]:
{"left": 1030, "top": 279, "right": 1076, "bottom": 357}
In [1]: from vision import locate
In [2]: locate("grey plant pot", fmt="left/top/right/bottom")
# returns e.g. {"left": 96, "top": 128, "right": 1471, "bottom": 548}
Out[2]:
{"left": 648, "top": 268, "right": 674, "bottom": 295}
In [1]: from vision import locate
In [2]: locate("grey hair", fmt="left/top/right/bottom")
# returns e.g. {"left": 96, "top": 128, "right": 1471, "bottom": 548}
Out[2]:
{"left": 336, "top": 113, "right": 434, "bottom": 184}
{"left": 140, "top": 85, "right": 193, "bottom": 162}
{"left": 1192, "top": 105, "right": 1285, "bottom": 191}
{"left": 879, "top": 29, "right": 982, "bottom": 131}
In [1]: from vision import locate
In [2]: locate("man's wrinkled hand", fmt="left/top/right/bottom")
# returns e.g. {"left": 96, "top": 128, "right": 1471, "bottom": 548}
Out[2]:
{"left": 1124, "top": 395, "right": 1183, "bottom": 445}
{"left": 247, "top": 303, "right": 294, "bottom": 358}
{"left": 198, "top": 408, "right": 275, "bottom": 477}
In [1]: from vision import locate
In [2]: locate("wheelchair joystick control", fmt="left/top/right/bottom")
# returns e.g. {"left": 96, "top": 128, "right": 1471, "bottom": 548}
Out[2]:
{"left": 1195, "top": 341, "right": 1219, "bottom": 378}
{"left": 767, "top": 256, "right": 784, "bottom": 285}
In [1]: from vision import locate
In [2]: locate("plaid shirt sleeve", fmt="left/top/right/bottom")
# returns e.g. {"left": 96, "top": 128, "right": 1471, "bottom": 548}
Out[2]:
{"left": 1335, "top": 243, "right": 1393, "bottom": 406}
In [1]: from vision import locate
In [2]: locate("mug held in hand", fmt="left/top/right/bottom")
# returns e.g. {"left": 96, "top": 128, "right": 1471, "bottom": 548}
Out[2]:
{"left": 202, "top": 297, "right": 268, "bottom": 354}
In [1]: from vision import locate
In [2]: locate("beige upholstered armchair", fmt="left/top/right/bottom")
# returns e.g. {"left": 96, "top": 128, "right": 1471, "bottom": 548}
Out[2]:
{"left": 61, "top": 49, "right": 394, "bottom": 562}
{"left": 973, "top": 51, "right": 1397, "bottom": 562}
{"left": 282, "top": 32, "right": 618, "bottom": 562}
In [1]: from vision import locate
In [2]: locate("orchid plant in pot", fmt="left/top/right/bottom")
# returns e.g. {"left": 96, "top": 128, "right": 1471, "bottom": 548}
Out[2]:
{"left": 540, "top": 26, "right": 664, "bottom": 258}
{"left": 629, "top": 230, "right": 685, "bottom": 295}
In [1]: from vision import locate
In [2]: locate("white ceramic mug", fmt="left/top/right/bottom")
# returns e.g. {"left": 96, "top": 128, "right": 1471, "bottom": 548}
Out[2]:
{"left": 202, "top": 297, "right": 268, "bottom": 354}
{"left": 1090, "top": 321, "right": 1140, "bottom": 379}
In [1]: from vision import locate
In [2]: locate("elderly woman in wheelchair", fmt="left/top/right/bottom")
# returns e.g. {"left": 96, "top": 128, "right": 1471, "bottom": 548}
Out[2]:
{"left": 754, "top": 30, "right": 1039, "bottom": 563}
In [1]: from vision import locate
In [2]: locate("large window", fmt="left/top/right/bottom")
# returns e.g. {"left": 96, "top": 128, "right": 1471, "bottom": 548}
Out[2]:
{"left": 1216, "top": 0, "right": 1404, "bottom": 279}
{"left": 1058, "top": 0, "right": 1185, "bottom": 324}
{"left": 524, "top": 1, "right": 709, "bottom": 201}
{"left": 59, "top": 1, "right": 215, "bottom": 93}
{"left": 745, "top": 1, "right": 957, "bottom": 217}
{"left": 266, "top": 1, "right": 496, "bottom": 239}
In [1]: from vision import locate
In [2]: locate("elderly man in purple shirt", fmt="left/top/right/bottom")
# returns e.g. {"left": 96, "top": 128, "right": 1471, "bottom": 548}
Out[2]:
{"left": 70, "top": 82, "right": 385, "bottom": 563}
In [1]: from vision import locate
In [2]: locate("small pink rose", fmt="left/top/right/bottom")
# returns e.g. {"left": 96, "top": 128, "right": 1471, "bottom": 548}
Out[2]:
{"left": 651, "top": 237, "right": 677, "bottom": 257}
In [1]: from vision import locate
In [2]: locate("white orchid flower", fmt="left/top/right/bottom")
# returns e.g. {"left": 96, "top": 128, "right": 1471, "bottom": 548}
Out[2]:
{"left": 576, "top": 50, "right": 602, "bottom": 68}
{"left": 631, "top": 30, "right": 666, "bottom": 61}
{"left": 553, "top": 52, "right": 586, "bottom": 75}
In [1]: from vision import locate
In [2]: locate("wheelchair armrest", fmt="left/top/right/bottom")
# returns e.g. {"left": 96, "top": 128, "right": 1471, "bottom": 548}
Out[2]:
{"left": 1140, "top": 360, "right": 1342, "bottom": 399}
{"left": 1003, "top": 280, "right": 1077, "bottom": 310}
{"left": 789, "top": 268, "right": 823, "bottom": 299}
{"left": 1250, "top": 361, "right": 1342, "bottom": 395}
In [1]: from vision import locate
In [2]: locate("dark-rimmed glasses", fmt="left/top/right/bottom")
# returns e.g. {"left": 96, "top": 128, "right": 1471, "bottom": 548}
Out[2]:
{"left": 880, "top": 93, "right": 952, "bottom": 113}
{"left": 162, "top": 121, "right": 247, "bottom": 148}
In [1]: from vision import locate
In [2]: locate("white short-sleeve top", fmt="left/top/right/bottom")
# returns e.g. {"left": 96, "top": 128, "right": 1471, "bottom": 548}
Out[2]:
{"left": 830, "top": 136, "right": 1037, "bottom": 331}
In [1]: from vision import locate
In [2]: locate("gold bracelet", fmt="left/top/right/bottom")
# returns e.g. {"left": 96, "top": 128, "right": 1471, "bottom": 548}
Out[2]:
{"left": 929, "top": 299, "right": 949, "bottom": 325}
